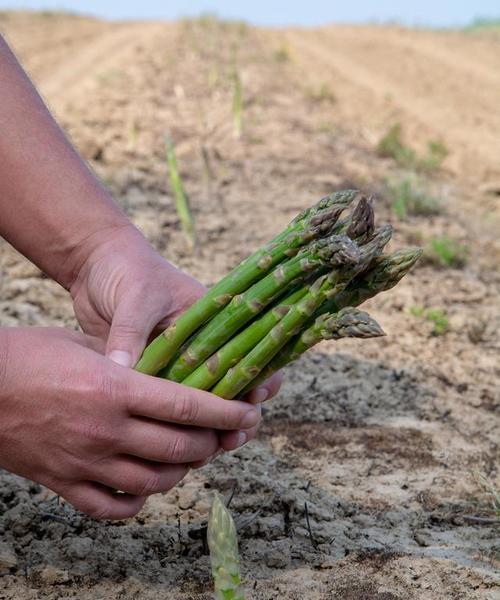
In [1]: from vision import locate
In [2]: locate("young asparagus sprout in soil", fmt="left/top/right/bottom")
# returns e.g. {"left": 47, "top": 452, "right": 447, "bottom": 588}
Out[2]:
{"left": 135, "top": 190, "right": 422, "bottom": 398}
{"left": 232, "top": 69, "right": 243, "bottom": 139}
{"left": 165, "top": 137, "right": 197, "bottom": 253}
{"left": 207, "top": 492, "right": 245, "bottom": 600}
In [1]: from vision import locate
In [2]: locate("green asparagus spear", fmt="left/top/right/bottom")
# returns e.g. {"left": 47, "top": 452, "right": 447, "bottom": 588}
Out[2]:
{"left": 135, "top": 190, "right": 358, "bottom": 375}
{"left": 165, "top": 235, "right": 360, "bottom": 382}
{"left": 180, "top": 223, "right": 390, "bottom": 390}
{"left": 314, "top": 247, "right": 423, "bottom": 318}
{"left": 327, "top": 223, "right": 394, "bottom": 290}
{"left": 207, "top": 492, "right": 245, "bottom": 600}
{"left": 166, "top": 137, "right": 197, "bottom": 253}
{"left": 345, "top": 195, "right": 375, "bottom": 242}
{"left": 211, "top": 274, "right": 332, "bottom": 399}
{"left": 243, "top": 249, "right": 421, "bottom": 392}
{"left": 181, "top": 286, "right": 309, "bottom": 390}
{"left": 243, "top": 308, "right": 385, "bottom": 391}
{"left": 214, "top": 239, "right": 412, "bottom": 400}
{"left": 211, "top": 228, "right": 393, "bottom": 400}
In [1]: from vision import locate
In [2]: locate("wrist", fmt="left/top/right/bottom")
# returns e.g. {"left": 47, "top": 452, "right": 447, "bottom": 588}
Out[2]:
{"left": 64, "top": 219, "right": 140, "bottom": 292}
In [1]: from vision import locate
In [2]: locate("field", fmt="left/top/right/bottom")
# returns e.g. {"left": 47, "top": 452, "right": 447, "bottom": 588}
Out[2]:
{"left": 0, "top": 11, "right": 499, "bottom": 599}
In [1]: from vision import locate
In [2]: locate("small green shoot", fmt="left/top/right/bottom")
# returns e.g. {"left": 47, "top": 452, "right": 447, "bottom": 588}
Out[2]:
{"left": 231, "top": 69, "right": 243, "bottom": 138}
{"left": 426, "top": 309, "right": 449, "bottom": 336}
{"left": 409, "top": 305, "right": 425, "bottom": 318}
{"left": 410, "top": 306, "right": 449, "bottom": 335}
{"left": 377, "top": 123, "right": 416, "bottom": 167}
{"left": 165, "top": 137, "right": 197, "bottom": 253}
{"left": 307, "top": 82, "right": 336, "bottom": 104}
{"left": 207, "top": 492, "right": 245, "bottom": 600}
{"left": 273, "top": 45, "right": 291, "bottom": 62}
{"left": 377, "top": 123, "right": 448, "bottom": 172}
{"left": 475, "top": 473, "right": 500, "bottom": 516}
{"left": 464, "top": 17, "right": 500, "bottom": 32}
{"left": 425, "top": 235, "right": 468, "bottom": 268}
{"left": 388, "top": 177, "right": 442, "bottom": 219}
{"left": 420, "top": 140, "right": 449, "bottom": 172}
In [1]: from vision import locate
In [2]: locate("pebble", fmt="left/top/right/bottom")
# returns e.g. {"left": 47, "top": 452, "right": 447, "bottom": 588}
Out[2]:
{"left": 35, "top": 565, "right": 70, "bottom": 585}
{"left": 0, "top": 542, "right": 17, "bottom": 574}
{"left": 264, "top": 540, "right": 291, "bottom": 568}
{"left": 65, "top": 536, "right": 94, "bottom": 560}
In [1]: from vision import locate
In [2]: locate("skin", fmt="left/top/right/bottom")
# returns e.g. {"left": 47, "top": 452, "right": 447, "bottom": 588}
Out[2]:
{"left": 0, "top": 34, "right": 282, "bottom": 520}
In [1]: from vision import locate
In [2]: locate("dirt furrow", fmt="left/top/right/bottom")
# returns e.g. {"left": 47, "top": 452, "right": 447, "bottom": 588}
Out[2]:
{"left": 283, "top": 26, "right": 500, "bottom": 183}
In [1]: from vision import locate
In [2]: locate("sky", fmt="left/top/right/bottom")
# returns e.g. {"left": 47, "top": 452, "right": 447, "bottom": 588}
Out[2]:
{"left": 1, "top": 0, "right": 499, "bottom": 27}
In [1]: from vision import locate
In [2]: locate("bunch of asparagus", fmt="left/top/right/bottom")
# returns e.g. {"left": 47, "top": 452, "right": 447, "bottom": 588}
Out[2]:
{"left": 135, "top": 190, "right": 422, "bottom": 398}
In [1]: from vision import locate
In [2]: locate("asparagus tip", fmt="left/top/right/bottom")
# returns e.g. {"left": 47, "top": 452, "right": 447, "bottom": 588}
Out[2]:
{"left": 207, "top": 492, "right": 242, "bottom": 598}
{"left": 317, "top": 234, "right": 361, "bottom": 267}
{"left": 332, "top": 307, "right": 386, "bottom": 339}
{"left": 346, "top": 195, "right": 376, "bottom": 240}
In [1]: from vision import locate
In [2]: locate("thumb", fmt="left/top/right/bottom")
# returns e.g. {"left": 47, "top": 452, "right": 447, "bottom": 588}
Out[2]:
{"left": 106, "top": 298, "right": 170, "bottom": 368}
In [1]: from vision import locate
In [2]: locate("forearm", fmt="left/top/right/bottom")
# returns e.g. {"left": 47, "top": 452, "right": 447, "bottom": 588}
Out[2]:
{"left": 0, "top": 34, "right": 130, "bottom": 289}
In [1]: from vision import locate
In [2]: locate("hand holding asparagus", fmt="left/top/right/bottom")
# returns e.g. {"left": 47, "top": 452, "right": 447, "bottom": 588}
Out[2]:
{"left": 135, "top": 191, "right": 421, "bottom": 399}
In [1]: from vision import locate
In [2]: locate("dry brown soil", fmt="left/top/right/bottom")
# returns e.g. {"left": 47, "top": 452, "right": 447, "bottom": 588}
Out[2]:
{"left": 0, "top": 12, "right": 499, "bottom": 600}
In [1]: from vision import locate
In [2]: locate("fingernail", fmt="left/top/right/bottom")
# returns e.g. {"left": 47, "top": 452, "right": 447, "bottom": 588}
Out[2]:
{"left": 253, "top": 387, "right": 269, "bottom": 404}
{"left": 236, "top": 431, "right": 247, "bottom": 448}
{"left": 108, "top": 350, "right": 132, "bottom": 368}
{"left": 241, "top": 408, "right": 259, "bottom": 429}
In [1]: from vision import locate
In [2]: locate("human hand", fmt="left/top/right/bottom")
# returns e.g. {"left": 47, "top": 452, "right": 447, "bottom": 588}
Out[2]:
{"left": 70, "top": 224, "right": 283, "bottom": 409}
{"left": 0, "top": 327, "right": 260, "bottom": 519}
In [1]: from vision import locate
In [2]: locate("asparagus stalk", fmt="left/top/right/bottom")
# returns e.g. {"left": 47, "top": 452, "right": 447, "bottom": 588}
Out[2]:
{"left": 345, "top": 195, "right": 375, "bottom": 242}
{"left": 166, "top": 137, "right": 197, "bottom": 253}
{"left": 243, "top": 308, "right": 385, "bottom": 392}
{"left": 213, "top": 238, "right": 412, "bottom": 400}
{"left": 314, "top": 247, "right": 423, "bottom": 318}
{"left": 180, "top": 223, "right": 391, "bottom": 390}
{"left": 207, "top": 492, "right": 245, "bottom": 600}
{"left": 241, "top": 249, "right": 421, "bottom": 393}
{"left": 232, "top": 69, "right": 243, "bottom": 139}
{"left": 211, "top": 232, "right": 391, "bottom": 401}
{"left": 165, "top": 235, "right": 360, "bottom": 382}
{"left": 211, "top": 274, "right": 331, "bottom": 399}
{"left": 181, "top": 286, "right": 309, "bottom": 390}
{"left": 135, "top": 189, "right": 358, "bottom": 375}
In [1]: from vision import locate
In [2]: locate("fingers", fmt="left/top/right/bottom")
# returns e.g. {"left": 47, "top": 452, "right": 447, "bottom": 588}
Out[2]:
{"left": 120, "top": 419, "right": 219, "bottom": 463}
{"left": 62, "top": 481, "right": 147, "bottom": 521}
{"left": 106, "top": 294, "right": 172, "bottom": 368}
{"left": 82, "top": 456, "right": 189, "bottom": 497}
{"left": 125, "top": 373, "right": 259, "bottom": 431}
{"left": 219, "top": 404, "right": 262, "bottom": 451}
{"left": 245, "top": 371, "right": 284, "bottom": 404}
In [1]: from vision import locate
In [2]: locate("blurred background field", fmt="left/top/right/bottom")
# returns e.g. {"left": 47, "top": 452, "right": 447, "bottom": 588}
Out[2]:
{"left": 0, "top": 7, "right": 499, "bottom": 600}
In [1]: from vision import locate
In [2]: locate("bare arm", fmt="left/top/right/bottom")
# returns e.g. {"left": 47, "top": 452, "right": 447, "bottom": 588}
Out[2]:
{"left": 0, "top": 35, "right": 280, "bottom": 519}
{"left": 0, "top": 34, "right": 129, "bottom": 289}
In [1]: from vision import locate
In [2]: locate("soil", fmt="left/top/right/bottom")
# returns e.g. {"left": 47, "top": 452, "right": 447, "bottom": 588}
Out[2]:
{"left": 0, "top": 12, "right": 499, "bottom": 600}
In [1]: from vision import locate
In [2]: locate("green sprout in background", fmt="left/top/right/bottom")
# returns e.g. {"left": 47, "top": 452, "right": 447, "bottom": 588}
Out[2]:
{"left": 207, "top": 492, "right": 245, "bottom": 600}
{"left": 307, "top": 82, "right": 337, "bottom": 104}
{"left": 273, "top": 44, "right": 291, "bottom": 62}
{"left": 377, "top": 122, "right": 448, "bottom": 172}
{"left": 232, "top": 69, "right": 243, "bottom": 138}
{"left": 165, "top": 137, "right": 197, "bottom": 253}
{"left": 425, "top": 234, "right": 468, "bottom": 268}
{"left": 388, "top": 176, "right": 442, "bottom": 219}
{"left": 410, "top": 306, "right": 449, "bottom": 335}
